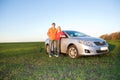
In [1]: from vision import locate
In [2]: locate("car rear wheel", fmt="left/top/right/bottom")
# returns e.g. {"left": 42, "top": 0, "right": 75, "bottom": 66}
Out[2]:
{"left": 67, "top": 45, "right": 79, "bottom": 58}
{"left": 46, "top": 45, "right": 50, "bottom": 54}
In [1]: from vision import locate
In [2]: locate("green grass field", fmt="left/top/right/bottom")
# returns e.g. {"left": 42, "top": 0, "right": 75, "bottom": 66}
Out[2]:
{"left": 0, "top": 41, "right": 120, "bottom": 80}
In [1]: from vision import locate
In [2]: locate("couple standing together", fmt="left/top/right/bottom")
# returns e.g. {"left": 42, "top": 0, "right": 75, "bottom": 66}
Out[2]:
{"left": 47, "top": 23, "right": 64, "bottom": 57}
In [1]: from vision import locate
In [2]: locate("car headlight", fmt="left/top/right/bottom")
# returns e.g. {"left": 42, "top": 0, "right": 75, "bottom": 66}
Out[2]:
{"left": 79, "top": 40, "right": 95, "bottom": 47}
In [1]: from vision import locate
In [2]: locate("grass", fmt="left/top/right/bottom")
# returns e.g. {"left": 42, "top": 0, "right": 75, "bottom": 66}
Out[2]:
{"left": 0, "top": 41, "right": 120, "bottom": 80}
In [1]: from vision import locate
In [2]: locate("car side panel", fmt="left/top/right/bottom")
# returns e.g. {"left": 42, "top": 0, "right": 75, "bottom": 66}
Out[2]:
{"left": 61, "top": 38, "right": 82, "bottom": 54}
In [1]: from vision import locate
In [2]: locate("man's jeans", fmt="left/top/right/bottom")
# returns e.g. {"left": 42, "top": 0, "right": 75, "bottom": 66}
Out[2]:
{"left": 49, "top": 40, "right": 57, "bottom": 55}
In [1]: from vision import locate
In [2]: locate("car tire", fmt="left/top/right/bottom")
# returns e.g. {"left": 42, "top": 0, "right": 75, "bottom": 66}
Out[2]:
{"left": 46, "top": 45, "right": 50, "bottom": 54}
{"left": 67, "top": 45, "right": 79, "bottom": 58}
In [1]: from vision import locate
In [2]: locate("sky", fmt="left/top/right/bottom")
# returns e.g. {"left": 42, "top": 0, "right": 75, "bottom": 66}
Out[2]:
{"left": 0, "top": 0, "right": 120, "bottom": 42}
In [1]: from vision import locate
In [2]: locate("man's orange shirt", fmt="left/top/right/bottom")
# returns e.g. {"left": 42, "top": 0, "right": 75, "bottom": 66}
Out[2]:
{"left": 47, "top": 27, "right": 57, "bottom": 40}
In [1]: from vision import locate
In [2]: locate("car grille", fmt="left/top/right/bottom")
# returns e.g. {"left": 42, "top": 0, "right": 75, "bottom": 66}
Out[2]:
{"left": 96, "top": 50, "right": 108, "bottom": 53}
{"left": 94, "top": 41, "right": 106, "bottom": 46}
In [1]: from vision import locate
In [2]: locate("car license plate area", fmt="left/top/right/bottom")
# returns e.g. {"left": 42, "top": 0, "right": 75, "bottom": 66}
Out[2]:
{"left": 100, "top": 47, "right": 108, "bottom": 50}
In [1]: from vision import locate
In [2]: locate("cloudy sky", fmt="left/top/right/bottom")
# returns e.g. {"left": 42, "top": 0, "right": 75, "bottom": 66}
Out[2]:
{"left": 0, "top": 0, "right": 120, "bottom": 42}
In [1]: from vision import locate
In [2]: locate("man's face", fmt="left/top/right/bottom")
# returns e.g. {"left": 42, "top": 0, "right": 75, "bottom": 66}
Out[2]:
{"left": 52, "top": 24, "right": 55, "bottom": 28}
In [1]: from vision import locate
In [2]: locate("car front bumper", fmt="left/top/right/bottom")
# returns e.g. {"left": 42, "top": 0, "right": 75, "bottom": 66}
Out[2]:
{"left": 77, "top": 44, "right": 109, "bottom": 56}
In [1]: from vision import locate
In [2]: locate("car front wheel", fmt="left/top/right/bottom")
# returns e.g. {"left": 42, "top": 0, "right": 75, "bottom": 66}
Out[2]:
{"left": 67, "top": 45, "right": 79, "bottom": 58}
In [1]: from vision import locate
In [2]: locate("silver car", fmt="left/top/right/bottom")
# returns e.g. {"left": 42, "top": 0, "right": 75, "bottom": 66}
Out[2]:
{"left": 45, "top": 30, "right": 109, "bottom": 58}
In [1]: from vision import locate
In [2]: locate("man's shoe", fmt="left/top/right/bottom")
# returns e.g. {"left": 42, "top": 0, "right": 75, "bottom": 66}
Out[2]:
{"left": 49, "top": 55, "right": 52, "bottom": 58}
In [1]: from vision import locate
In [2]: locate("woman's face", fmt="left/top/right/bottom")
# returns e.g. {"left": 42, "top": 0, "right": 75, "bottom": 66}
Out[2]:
{"left": 57, "top": 27, "right": 61, "bottom": 31}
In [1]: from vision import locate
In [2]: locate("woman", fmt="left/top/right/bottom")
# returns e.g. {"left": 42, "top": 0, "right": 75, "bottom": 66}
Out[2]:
{"left": 55, "top": 26, "right": 64, "bottom": 57}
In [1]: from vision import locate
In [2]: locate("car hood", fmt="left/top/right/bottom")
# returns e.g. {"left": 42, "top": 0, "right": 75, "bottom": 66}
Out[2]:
{"left": 72, "top": 36, "right": 105, "bottom": 42}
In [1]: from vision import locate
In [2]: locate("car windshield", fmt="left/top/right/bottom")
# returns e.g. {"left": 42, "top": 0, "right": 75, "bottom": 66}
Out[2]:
{"left": 65, "top": 31, "right": 89, "bottom": 37}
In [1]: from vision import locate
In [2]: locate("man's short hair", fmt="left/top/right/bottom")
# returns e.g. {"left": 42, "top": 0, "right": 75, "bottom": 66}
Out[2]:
{"left": 52, "top": 22, "right": 55, "bottom": 26}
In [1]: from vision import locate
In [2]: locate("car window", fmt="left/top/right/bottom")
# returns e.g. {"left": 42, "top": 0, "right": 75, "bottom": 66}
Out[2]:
{"left": 65, "top": 31, "right": 88, "bottom": 37}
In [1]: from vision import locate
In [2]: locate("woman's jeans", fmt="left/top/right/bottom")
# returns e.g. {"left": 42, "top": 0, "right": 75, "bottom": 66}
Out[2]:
{"left": 56, "top": 40, "right": 60, "bottom": 56}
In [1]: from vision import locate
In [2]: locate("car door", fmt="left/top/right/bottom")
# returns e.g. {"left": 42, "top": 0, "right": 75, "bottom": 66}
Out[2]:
{"left": 60, "top": 38, "right": 69, "bottom": 53}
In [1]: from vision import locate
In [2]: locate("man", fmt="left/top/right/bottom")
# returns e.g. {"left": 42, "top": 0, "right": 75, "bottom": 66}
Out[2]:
{"left": 47, "top": 23, "right": 57, "bottom": 57}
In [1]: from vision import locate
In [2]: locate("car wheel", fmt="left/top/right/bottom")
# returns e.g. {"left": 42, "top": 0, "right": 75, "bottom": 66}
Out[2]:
{"left": 46, "top": 45, "right": 50, "bottom": 54}
{"left": 67, "top": 45, "right": 79, "bottom": 58}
